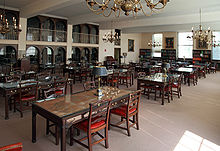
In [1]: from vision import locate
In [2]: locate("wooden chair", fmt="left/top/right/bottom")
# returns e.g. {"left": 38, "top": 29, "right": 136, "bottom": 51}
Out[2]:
{"left": 83, "top": 81, "right": 96, "bottom": 91}
{"left": 198, "top": 67, "right": 206, "bottom": 78}
{"left": 210, "top": 63, "right": 217, "bottom": 73}
{"left": 0, "top": 142, "right": 22, "bottom": 151}
{"left": 14, "top": 81, "right": 38, "bottom": 117}
{"left": 54, "top": 78, "right": 67, "bottom": 96}
{"left": 70, "top": 99, "right": 111, "bottom": 151}
{"left": 109, "top": 90, "right": 141, "bottom": 136}
{"left": 155, "top": 78, "right": 174, "bottom": 103}
{"left": 107, "top": 72, "right": 119, "bottom": 88}
{"left": 45, "top": 78, "right": 67, "bottom": 145}
{"left": 172, "top": 74, "right": 182, "bottom": 98}
{"left": 119, "top": 71, "right": 132, "bottom": 88}
{"left": 184, "top": 71, "right": 197, "bottom": 86}
{"left": 73, "top": 68, "right": 88, "bottom": 83}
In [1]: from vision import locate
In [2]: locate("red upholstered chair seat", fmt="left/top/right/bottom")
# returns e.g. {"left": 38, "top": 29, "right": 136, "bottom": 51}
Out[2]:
{"left": 108, "top": 79, "right": 118, "bottom": 83}
{"left": 21, "top": 95, "right": 36, "bottom": 101}
{"left": 75, "top": 117, "right": 105, "bottom": 132}
{"left": 55, "top": 90, "right": 63, "bottom": 95}
{"left": 111, "top": 105, "right": 136, "bottom": 117}
{"left": 0, "top": 142, "right": 22, "bottom": 151}
{"left": 172, "top": 82, "right": 179, "bottom": 88}
{"left": 119, "top": 76, "right": 131, "bottom": 80}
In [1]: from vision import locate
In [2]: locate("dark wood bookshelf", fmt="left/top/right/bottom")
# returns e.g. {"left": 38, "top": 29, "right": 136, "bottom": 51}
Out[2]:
{"left": 161, "top": 49, "right": 176, "bottom": 61}
{"left": 193, "top": 50, "right": 211, "bottom": 63}
{"left": 139, "top": 49, "right": 152, "bottom": 63}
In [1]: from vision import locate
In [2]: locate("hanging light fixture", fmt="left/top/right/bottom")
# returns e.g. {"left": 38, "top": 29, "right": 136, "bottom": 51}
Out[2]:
{"left": 0, "top": 0, "right": 22, "bottom": 35}
{"left": 187, "top": 8, "right": 219, "bottom": 47}
{"left": 148, "top": 40, "right": 161, "bottom": 47}
{"left": 86, "top": 0, "right": 169, "bottom": 17}
{"left": 102, "top": 21, "right": 120, "bottom": 43}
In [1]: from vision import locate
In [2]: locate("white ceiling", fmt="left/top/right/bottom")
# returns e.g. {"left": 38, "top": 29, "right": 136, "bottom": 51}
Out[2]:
{"left": 1, "top": 0, "right": 220, "bottom": 33}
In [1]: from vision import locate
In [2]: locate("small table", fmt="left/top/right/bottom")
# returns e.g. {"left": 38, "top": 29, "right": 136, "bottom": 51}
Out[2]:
{"left": 137, "top": 73, "right": 180, "bottom": 105}
{"left": 32, "top": 88, "right": 132, "bottom": 151}
{"left": 171, "top": 67, "right": 195, "bottom": 86}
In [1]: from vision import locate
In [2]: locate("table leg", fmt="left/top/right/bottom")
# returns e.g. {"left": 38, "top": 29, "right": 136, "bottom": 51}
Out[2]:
{"left": 137, "top": 80, "right": 140, "bottom": 90}
{"left": 161, "top": 86, "right": 165, "bottom": 105}
{"left": 5, "top": 95, "right": 9, "bottom": 120}
{"left": 188, "top": 74, "right": 190, "bottom": 86}
{"left": 32, "top": 109, "right": 37, "bottom": 143}
{"left": 60, "top": 120, "right": 66, "bottom": 151}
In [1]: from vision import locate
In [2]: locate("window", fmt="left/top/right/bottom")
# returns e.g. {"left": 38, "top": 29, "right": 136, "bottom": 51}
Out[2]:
{"left": 212, "top": 32, "right": 220, "bottom": 60}
{"left": 178, "top": 32, "right": 193, "bottom": 58}
{"left": 152, "top": 33, "right": 162, "bottom": 57}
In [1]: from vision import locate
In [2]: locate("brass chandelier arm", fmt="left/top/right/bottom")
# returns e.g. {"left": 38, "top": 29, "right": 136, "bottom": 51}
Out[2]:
{"left": 114, "top": 0, "right": 125, "bottom": 6}
{"left": 139, "top": 3, "right": 153, "bottom": 16}
{"left": 86, "top": 0, "right": 168, "bottom": 17}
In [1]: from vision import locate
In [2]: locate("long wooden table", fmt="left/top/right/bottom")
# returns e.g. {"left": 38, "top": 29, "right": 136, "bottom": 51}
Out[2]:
{"left": 137, "top": 73, "right": 180, "bottom": 105}
{"left": 32, "top": 87, "right": 132, "bottom": 151}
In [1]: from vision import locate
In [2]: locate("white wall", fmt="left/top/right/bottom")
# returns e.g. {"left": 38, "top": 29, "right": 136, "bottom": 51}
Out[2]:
{"left": 98, "top": 29, "right": 115, "bottom": 63}
{"left": 121, "top": 33, "right": 142, "bottom": 64}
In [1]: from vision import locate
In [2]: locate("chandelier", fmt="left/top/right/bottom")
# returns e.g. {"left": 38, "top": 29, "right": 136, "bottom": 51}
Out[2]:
{"left": 0, "top": 0, "right": 22, "bottom": 34}
{"left": 86, "top": 0, "right": 168, "bottom": 17}
{"left": 103, "top": 29, "right": 120, "bottom": 43}
{"left": 187, "top": 9, "right": 219, "bottom": 47}
{"left": 148, "top": 40, "right": 161, "bottom": 47}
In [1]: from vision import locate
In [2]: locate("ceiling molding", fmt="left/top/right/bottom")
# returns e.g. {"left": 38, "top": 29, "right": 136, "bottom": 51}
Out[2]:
{"left": 20, "top": 0, "right": 79, "bottom": 18}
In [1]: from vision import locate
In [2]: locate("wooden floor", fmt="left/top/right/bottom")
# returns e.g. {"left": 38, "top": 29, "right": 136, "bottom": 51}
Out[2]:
{"left": 0, "top": 72, "right": 220, "bottom": 151}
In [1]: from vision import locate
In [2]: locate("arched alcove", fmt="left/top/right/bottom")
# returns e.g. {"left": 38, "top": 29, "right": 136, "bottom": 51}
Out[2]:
{"left": 42, "top": 47, "right": 53, "bottom": 65}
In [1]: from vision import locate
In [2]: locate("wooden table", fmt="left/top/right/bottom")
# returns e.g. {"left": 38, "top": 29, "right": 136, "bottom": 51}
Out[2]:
{"left": 137, "top": 73, "right": 180, "bottom": 105}
{"left": 32, "top": 87, "right": 132, "bottom": 151}
{"left": 0, "top": 77, "right": 73, "bottom": 120}
{"left": 171, "top": 67, "right": 195, "bottom": 86}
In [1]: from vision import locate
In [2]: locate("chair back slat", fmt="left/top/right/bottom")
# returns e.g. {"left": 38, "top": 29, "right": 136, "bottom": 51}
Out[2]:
{"left": 88, "top": 99, "right": 111, "bottom": 128}
{"left": 19, "top": 81, "right": 38, "bottom": 101}
{"left": 127, "top": 90, "right": 141, "bottom": 114}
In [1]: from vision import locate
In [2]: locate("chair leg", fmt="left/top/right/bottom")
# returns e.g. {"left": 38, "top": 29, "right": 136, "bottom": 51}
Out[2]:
{"left": 55, "top": 125, "right": 59, "bottom": 145}
{"left": 105, "top": 128, "right": 109, "bottom": 148}
{"left": 70, "top": 126, "right": 73, "bottom": 146}
{"left": 126, "top": 117, "right": 131, "bottom": 136}
{"left": 46, "top": 119, "right": 49, "bottom": 135}
{"left": 20, "top": 101, "right": 23, "bottom": 118}
{"left": 88, "top": 131, "right": 92, "bottom": 151}
{"left": 136, "top": 113, "right": 139, "bottom": 130}
{"left": 171, "top": 89, "right": 173, "bottom": 101}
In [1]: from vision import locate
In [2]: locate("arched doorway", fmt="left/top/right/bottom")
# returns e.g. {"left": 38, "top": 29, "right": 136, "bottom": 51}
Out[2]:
{"left": 82, "top": 47, "right": 90, "bottom": 63}
{"left": 91, "top": 48, "right": 98, "bottom": 63}
{"left": 55, "top": 47, "right": 66, "bottom": 64}
{"left": 26, "top": 46, "right": 39, "bottom": 65}
{"left": 0, "top": 46, "right": 17, "bottom": 65}
{"left": 42, "top": 47, "right": 53, "bottom": 65}
{"left": 72, "top": 47, "right": 81, "bottom": 63}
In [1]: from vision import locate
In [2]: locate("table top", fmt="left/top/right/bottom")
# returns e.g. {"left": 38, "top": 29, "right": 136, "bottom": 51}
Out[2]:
{"left": 172, "top": 67, "right": 195, "bottom": 73}
{"left": 138, "top": 73, "right": 180, "bottom": 83}
{"left": 0, "top": 76, "right": 69, "bottom": 90}
{"left": 185, "top": 65, "right": 203, "bottom": 69}
{"left": 34, "top": 87, "right": 132, "bottom": 118}
{"left": 0, "top": 71, "right": 36, "bottom": 78}
{"left": 107, "top": 69, "right": 127, "bottom": 75}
